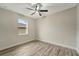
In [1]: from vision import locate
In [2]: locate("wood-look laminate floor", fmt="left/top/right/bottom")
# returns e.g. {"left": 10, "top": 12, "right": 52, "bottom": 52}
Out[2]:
{"left": 0, "top": 40, "right": 79, "bottom": 56}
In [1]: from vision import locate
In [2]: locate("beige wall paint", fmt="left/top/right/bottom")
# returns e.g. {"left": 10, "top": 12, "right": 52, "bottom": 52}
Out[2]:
{"left": 77, "top": 4, "right": 79, "bottom": 51}
{"left": 0, "top": 8, "right": 36, "bottom": 50}
{"left": 36, "top": 7, "right": 77, "bottom": 49}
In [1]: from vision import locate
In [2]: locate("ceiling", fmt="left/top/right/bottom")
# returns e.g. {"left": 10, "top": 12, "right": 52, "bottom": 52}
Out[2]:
{"left": 0, "top": 3, "right": 77, "bottom": 19}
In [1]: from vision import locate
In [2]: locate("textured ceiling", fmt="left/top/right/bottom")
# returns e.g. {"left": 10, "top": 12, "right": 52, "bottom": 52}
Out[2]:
{"left": 0, "top": 3, "right": 77, "bottom": 19}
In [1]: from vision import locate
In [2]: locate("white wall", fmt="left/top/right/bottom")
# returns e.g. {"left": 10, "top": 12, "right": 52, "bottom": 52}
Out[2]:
{"left": 0, "top": 8, "right": 36, "bottom": 50}
{"left": 36, "top": 7, "right": 77, "bottom": 49}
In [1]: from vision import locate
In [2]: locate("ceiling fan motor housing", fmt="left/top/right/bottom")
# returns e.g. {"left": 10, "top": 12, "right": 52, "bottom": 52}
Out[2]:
{"left": 33, "top": 3, "right": 43, "bottom": 9}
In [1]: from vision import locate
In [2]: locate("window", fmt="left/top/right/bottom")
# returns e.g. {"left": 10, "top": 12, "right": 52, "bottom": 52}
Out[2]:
{"left": 17, "top": 19, "right": 28, "bottom": 35}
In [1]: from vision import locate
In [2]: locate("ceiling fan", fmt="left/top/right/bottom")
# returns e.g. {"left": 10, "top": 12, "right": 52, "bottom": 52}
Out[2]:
{"left": 26, "top": 3, "right": 48, "bottom": 16}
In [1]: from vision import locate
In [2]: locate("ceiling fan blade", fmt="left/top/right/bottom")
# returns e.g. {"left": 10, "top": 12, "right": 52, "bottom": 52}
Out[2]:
{"left": 26, "top": 8, "right": 33, "bottom": 10}
{"left": 38, "top": 11, "right": 42, "bottom": 16}
{"left": 39, "top": 10, "right": 48, "bottom": 12}
{"left": 39, "top": 13, "right": 42, "bottom": 16}
{"left": 31, "top": 11, "right": 36, "bottom": 15}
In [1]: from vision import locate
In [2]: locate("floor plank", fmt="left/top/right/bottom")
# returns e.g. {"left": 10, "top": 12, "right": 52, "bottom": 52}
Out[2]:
{"left": 0, "top": 40, "right": 78, "bottom": 56}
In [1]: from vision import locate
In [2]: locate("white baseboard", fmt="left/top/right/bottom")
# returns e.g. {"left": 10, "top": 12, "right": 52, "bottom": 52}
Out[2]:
{"left": 0, "top": 39, "right": 35, "bottom": 51}
{"left": 38, "top": 39, "right": 77, "bottom": 50}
